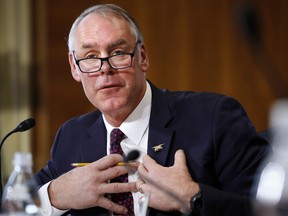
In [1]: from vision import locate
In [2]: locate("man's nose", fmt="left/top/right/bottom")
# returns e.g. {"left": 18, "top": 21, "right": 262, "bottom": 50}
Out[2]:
{"left": 100, "top": 59, "right": 113, "bottom": 74}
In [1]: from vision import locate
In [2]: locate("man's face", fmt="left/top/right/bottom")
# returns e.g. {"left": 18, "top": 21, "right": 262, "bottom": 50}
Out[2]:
{"left": 69, "top": 13, "right": 149, "bottom": 125}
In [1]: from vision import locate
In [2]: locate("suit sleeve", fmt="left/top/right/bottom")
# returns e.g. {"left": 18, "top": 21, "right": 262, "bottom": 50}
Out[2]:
{"left": 200, "top": 96, "right": 270, "bottom": 216}
{"left": 33, "top": 125, "right": 65, "bottom": 187}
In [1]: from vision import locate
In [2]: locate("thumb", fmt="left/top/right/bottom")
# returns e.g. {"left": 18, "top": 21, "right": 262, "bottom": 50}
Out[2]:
{"left": 173, "top": 149, "right": 188, "bottom": 169}
{"left": 142, "top": 154, "right": 158, "bottom": 170}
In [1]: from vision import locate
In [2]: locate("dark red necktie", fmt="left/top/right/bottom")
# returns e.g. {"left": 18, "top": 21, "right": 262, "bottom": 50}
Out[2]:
{"left": 110, "top": 128, "right": 134, "bottom": 216}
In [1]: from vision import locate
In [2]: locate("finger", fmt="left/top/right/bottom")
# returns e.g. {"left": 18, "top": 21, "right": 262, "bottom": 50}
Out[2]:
{"left": 125, "top": 161, "right": 140, "bottom": 171}
{"left": 136, "top": 182, "right": 147, "bottom": 195}
{"left": 138, "top": 162, "right": 149, "bottom": 180}
{"left": 173, "top": 149, "right": 187, "bottom": 169}
{"left": 142, "top": 154, "right": 159, "bottom": 171}
{"left": 136, "top": 178, "right": 145, "bottom": 188}
{"left": 91, "top": 154, "right": 123, "bottom": 170}
{"left": 138, "top": 156, "right": 160, "bottom": 182}
{"left": 139, "top": 183, "right": 145, "bottom": 194}
{"left": 136, "top": 178, "right": 146, "bottom": 193}
{"left": 100, "top": 182, "right": 138, "bottom": 194}
{"left": 99, "top": 197, "right": 128, "bottom": 215}
{"left": 99, "top": 165, "right": 129, "bottom": 181}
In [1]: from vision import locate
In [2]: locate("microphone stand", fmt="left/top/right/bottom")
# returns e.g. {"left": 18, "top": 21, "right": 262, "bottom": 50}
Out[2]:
{"left": 0, "top": 129, "right": 19, "bottom": 203}
{"left": 0, "top": 129, "right": 18, "bottom": 150}
{"left": 235, "top": 3, "right": 288, "bottom": 98}
{"left": 0, "top": 118, "right": 35, "bottom": 209}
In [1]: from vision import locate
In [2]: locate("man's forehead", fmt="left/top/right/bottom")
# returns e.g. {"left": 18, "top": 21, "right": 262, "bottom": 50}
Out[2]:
{"left": 80, "top": 12, "right": 126, "bottom": 28}
{"left": 72, "top": 12, "right": 136, "bottom": 52}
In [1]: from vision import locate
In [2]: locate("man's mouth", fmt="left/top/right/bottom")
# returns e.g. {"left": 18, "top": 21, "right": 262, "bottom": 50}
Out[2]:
{"left": 99, "top": 83, "right": 121, "bottom": 90}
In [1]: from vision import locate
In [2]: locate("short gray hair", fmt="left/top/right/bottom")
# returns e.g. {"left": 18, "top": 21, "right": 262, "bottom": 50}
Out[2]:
{"left": 67, "top": 4, "right": 143, "bottom": 51}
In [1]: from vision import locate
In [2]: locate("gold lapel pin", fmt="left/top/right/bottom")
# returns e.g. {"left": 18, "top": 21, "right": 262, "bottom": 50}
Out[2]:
{"left": 152, "top": 144, "right": 165, "bottom": 152}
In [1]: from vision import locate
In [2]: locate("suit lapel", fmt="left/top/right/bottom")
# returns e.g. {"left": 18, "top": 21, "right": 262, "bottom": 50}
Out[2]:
{"left": 81, "top": 114, "right": 107, "bottom": 162}
{"left": 148, "top": 83, "right": 174, "bottom": 166}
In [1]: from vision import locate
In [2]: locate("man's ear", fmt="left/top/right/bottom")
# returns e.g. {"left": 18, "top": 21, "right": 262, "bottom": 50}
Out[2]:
{"left": 140, "top": 44, "right": 149, "bottom": 72}
{"left": 68, "top": 52, "right": 81, "bottom": 82}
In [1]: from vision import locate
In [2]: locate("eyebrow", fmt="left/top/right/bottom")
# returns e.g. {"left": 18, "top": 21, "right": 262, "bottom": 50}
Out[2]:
{"left": 81, "top": 42, "right": 99, "bottom": 50}
{"left": 109, "top": 39, "right": 128, "bottom": 49}
{"left": 80, "top": 39, "right": 128, "bottom": 50}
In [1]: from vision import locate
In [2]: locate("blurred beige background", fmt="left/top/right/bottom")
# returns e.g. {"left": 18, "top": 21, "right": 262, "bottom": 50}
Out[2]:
{"left": 1, "top": 0, "right": 287, "bottom": 178}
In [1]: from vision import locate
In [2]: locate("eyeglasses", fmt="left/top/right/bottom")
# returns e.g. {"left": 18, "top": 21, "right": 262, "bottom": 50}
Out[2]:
{"left": 73, "top": 41, "right": 141, "bottom": 73}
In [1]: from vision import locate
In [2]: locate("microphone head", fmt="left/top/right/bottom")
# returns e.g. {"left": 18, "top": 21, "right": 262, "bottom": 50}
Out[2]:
{"left": 235, "top": 3, "right": 262, "bottom": 47}
{"left": 124, "top": 150, "right": 140, "bottom": 162}
{"left": 14, "top": 118, "right": 36, "bottom": 132}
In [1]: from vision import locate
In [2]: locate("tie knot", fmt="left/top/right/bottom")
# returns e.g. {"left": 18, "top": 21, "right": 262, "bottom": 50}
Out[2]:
{"left": 111, "top": 128, "right": 124, "bottom": 140}
{"left": 110, "top": 128, "right": 125, "bottom": 154}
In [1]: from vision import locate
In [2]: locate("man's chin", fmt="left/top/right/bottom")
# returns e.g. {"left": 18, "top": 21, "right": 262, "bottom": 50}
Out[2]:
{"left": 96, "top": 100, "right": 126, "bottom": 113}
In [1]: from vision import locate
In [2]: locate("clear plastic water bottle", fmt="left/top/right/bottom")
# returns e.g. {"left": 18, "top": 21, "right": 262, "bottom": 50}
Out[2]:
{"left": 254, "top": 99, "right": 288, "bottom": 216}
{"left": 1, "top": 152, "right": 41, "bottom": 215}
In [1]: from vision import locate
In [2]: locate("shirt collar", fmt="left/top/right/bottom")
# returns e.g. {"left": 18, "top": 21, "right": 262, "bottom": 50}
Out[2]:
{"left": 104, "top": 81, "right": 152, "bottom": 145}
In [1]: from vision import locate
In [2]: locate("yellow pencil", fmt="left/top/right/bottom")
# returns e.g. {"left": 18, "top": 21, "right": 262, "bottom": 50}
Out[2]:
{"left": 71, "top": 163, "right": 90, "bottom": 167}
{"left": 71, "top": 162, "right": 135, "bottom": 167}
{"left": 71, "top": 161, "right": 139, "bottom": 167}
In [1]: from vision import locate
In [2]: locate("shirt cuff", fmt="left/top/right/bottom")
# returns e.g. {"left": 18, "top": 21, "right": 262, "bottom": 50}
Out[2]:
{"left": 38, "top": 181, "right": 69, "bottom": 216}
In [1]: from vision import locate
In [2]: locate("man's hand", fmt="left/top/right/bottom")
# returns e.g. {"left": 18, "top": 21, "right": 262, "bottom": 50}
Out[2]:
{"left": 137, "top": 149, "right": 200, "bottom": 214}
{"left": 48, "top": 154, "right": 137, "bottom": 214}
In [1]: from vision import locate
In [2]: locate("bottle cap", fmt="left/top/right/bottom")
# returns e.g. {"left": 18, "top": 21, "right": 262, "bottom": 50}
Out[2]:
{"left": 13, "top": 152, "right": 33, "bottom": 166}
{"left": 270, "top": 99, "right": 288, "bottom": 128}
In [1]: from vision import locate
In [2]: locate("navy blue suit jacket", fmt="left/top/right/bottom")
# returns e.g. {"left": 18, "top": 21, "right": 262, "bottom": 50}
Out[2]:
{"left": 34, "top": 82, "right": 269, "bottom": 216}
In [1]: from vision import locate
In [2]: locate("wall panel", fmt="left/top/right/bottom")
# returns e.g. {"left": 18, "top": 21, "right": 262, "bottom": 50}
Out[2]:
{"left": 31, "top": 0, "right": 288, "bottom": 170}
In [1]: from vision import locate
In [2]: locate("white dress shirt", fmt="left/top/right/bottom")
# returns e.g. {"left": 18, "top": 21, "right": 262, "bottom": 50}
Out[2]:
{"left": 38, "top": 82, "right": 151, "bottom": 216}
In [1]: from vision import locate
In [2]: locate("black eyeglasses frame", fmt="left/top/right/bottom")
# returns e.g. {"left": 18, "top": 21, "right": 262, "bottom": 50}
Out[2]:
{"left": 72, "top": 40, "right": 141, "bottom": 73}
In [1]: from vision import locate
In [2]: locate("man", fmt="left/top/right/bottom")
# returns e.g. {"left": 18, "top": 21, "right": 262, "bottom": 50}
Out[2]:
{"left": 33, "top": 4, "right": 269, "bottom": 216}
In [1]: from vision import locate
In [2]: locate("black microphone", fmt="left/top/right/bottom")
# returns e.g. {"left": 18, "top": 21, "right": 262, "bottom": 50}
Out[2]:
{"left": 124, "top": 150, "right": 140, "bottom": 162}
{"left": 13, "top": 118, "right": 36, "bottom": 133}
{"left": 0, "top": 118, "right": 35, "bottom": 150}
{"left": 0, "top": 118, "right": 36, "bottom": 204}
{"left": 235, "top": 3, "right": 262, "bottom": 50}
{"left": 234, "top": 3, "right": 288, "bottom": 98}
